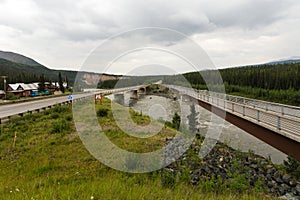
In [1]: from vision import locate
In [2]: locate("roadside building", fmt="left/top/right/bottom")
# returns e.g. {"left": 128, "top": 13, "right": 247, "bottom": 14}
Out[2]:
{"left": 7, "top": 83, "right": 24, "bottom": 97}
{"left": 7, "top": 83, "right": 38, "bottom": 97}
{"left": 0, "top": 90, "right": 5, "bottom": 99}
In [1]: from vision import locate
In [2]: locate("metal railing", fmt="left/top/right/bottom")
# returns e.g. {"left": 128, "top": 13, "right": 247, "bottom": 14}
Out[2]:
{"left": 166, "top": 85, "right": 300, "bottom": 141}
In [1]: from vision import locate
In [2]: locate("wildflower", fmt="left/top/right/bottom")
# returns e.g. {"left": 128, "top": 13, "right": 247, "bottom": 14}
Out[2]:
{"left": 91, "top": 195, "right": 94, "bottom": 200}
{"left": 16, "top": 188, "right": 20, "bottom": 192}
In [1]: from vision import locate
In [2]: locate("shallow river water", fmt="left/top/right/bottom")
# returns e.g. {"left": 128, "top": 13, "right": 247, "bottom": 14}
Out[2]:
{"left": 109, "top": 94, "right": 287, "bottom": 164}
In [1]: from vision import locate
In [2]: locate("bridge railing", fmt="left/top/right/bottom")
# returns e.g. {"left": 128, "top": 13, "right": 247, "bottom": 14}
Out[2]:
{"left": 207, "top": 91, "right": 300, "bottom": 118}
{"left": 166, "top": 85, "right": 300, "bottom": 141}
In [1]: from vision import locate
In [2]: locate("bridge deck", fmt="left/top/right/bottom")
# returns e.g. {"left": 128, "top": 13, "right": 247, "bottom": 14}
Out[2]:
{"left": 166, "top": 85, "right": 300, "bottom": 160}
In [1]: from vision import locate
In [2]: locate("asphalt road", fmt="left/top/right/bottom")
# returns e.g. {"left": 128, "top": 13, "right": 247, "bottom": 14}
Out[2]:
{"left": 0, "top": 93, "right": 90, "bottom": 119}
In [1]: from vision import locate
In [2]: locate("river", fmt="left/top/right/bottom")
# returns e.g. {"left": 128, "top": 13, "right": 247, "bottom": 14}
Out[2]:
{"left": 108, "top": 94, "right": 287, "bottom": 164}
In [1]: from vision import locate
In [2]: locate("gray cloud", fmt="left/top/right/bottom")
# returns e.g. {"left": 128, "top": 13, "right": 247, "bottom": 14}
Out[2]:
{"left": 0, "top": 0, "right": 299, "bottom": 72}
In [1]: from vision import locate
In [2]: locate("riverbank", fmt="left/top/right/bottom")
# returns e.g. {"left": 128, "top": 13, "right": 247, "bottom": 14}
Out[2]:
{"left": 164, "top": 135, "right": 300, "bottom": 199}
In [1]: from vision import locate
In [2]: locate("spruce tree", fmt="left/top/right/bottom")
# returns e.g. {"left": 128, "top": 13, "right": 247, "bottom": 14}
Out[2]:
{"left": 38, "top": 74, "right": 45, "bottom": 92}
{"left": 172, "top": 112, "right": 181, "bottom": 130}
{"left": 187, "top": 104, "right": 199, "bottom": 133}
{"left": 58, "top": 72, "right": 65, "bottom": 93}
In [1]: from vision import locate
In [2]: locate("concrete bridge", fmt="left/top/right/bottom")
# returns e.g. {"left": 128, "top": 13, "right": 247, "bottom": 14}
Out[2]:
{"left": 2, "top": 83, "right": 299, "bottom": 160}
{"left": 96, "top": 85, "right": 150, "bottom": 105}
{"left": 165, "top": 85, "right": 300, "bottom": 161}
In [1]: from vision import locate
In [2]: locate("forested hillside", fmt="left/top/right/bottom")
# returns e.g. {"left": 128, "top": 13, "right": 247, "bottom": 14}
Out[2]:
{"left": 176, "top": 63, "right": 300, "bottom": 105}
{"left": 0, "top": 58, "right": 78, "bottom": 89}
{"left": 178, "top": 63, "right": 300, "bottom": 91}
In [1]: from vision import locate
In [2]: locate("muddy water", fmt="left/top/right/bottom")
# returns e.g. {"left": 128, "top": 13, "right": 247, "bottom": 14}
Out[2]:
{"left": 109, "top": 94, "right": 287, "bottom": 164}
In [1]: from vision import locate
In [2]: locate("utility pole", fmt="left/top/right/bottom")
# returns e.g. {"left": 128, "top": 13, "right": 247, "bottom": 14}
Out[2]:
{"left": 1, "top": 76, "right": 7, "bottom": 99}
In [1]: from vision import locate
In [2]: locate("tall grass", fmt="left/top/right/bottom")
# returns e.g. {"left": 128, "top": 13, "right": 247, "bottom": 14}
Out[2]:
{"left": 0, "top": 98, "right": 273, "bottom": 199}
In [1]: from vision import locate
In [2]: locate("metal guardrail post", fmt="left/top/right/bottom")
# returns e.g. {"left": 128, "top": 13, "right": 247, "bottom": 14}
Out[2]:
{"left": 281, "top": 106, "right": 284, "bottom": 115}
{"left": 277, "top": 116, "right": 281, "bottom": 130}
{"left": 243, "top": 106, "right": 245, "bottom": 116}
{"left": 257, "top": 110, "right": 260, "bottom": 122}
{"left": 232, "top": 103, "right": 234, "bottom": 112}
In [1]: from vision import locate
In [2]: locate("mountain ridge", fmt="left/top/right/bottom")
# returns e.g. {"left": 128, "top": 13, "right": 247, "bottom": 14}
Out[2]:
{"left": 0, "top": 51, "right": 120, "bottom": 89}
{"left": 0, "top": 50, "right": 42, "bottom": 67}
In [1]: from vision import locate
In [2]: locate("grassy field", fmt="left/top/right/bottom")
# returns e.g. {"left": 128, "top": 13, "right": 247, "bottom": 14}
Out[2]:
{"left": 0, "top": 98, "right": 274, "bottom": 199}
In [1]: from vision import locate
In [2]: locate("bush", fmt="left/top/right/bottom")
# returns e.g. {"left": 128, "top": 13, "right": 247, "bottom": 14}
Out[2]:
{"left": 97, "top": 108, "right": 108, "bottom": 117}
{"left": 6, "top": 92, "right": 19, "bottom": 100}
{"left": 284, "top": 156, "right": 300, "bottom": 179}
{"left": 51, "top": 119, "right": 70, "bottom": 134}
{"left": 228, "top": 173, "right": 249, "bottom": 193}
{"left": 49, "top": 113, "right": 59, "bottom": 119}
{"left": 52, "top": 105, "right": 69, "bottom": 113}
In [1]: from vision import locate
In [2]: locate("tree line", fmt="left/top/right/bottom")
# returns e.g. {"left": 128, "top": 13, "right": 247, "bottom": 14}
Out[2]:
{"left": 173, "top": 63, "right": 300, "bottom": 91}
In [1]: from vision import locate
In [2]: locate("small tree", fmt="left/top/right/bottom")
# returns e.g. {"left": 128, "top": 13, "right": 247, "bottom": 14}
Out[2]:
{"left": 187, "top": 104, "right": 199, "bottom": 133}
{"left": 38, "top": 74, "right": 45, "bottom": 92}
{"left": 58, "top": 72, "right": 65, "bottom": 93}
{"left": 172, "top": 112, "right": 181, "bottom": 130}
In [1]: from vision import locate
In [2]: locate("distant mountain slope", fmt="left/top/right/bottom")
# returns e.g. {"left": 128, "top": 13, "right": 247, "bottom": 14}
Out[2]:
{"left": 0, "top": 51, "right": 121, "bottom": 89}
{"left": 0, "top": 50, "right": 41, "bottom": 66}
{"left": 265, "top": 56, "right": 300, "bottom": 65}
{"left": 0, "top": 58, "right": 77, "bottom": 85}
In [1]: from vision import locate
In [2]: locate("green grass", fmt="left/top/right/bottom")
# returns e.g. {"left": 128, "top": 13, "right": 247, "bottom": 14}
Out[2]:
{"left": 0, "top": 98, "right": 274, "bottom": 199}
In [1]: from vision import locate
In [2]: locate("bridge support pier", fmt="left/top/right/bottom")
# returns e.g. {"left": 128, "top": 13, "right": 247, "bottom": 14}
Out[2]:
{"left": 114, "top": 93, "right": 125, "bottom": 105}
{"left": 130, "top": 90, "right": 138, "bottom": 100}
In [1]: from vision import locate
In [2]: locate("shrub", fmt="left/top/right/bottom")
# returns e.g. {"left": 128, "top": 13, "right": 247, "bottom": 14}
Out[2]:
{"left": 49, "top": 113, "right": 59, "bottom": 119}
{"left": 6, "top": 92, "right": 19, "bottom": 100}
{"left": 53, "top": 105, "right": 69, "bottom": 113}
{"left": 65, "top": 114, "right": 73, "bottom": 121}
{"left": 51, "top": 119, "right": 70, "bottom": 134}
{"left": 284, "top": 156, "right": 300, "bottom": 179}
{"left": 97, "top": 108, "right": 108, "bottom": 117}
{"left": 228, "top": 173, "right": 249, "bottom": 193}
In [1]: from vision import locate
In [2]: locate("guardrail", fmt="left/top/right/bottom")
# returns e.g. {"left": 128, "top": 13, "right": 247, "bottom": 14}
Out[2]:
{"left": 0, "top": 99, "right": 74, "bottom": 124}
{"left": 166, "top": 85, "right": 300, "bottom": 142}
{"left": 0, "top": 84, "right": 150, "bottom": 124}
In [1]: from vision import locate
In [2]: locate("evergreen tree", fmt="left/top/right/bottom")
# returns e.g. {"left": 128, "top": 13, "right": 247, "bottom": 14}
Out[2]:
{"left": 172, "top": 112, "right": 181, "bottom": 130}
{"left": 38, "top": 74, "right": 45, "bottom": 92}
{"left": 58, "top": 72, "right": 65, "bottom": 93}
{"left": 187, "top": 104, "right": 199, "bottom": 133}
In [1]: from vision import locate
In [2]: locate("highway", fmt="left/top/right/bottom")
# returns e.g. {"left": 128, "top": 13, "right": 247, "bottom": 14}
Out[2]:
{"left": 0, "top": 93, "right": 89, "bottom": 119}
{"left": 0, "top": 84, "right": 150, "bottom": 120}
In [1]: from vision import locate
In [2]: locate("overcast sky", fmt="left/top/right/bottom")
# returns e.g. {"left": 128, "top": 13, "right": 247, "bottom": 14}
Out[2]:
{"left": 0, "top": 0, "right": 300, "bottom": 75}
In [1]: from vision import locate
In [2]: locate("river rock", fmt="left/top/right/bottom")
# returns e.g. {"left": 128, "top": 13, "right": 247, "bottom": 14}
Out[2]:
{"left": 265, "top": 164, "right": 273, "bottom": 169}
{"left": 279, "top": 193, "right": 300, "bottom": 200}
{"left": 283, "top": 174, "right": 292, "bottom": 184}
{"left": 267, "top": 168, "right": 275, "bottom": 175}
{"left": 279, "top": 183, "right": 291, "bottom": 195}
{"left": 296, "top": 184, "right": 300, "bottom": 194}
